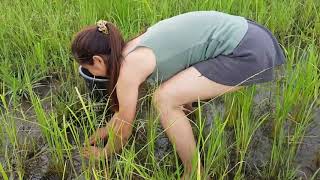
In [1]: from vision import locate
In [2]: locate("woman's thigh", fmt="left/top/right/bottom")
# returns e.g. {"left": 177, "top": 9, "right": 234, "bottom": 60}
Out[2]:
{"left": 154, "top": 66, "right": 243, "bottom": 107}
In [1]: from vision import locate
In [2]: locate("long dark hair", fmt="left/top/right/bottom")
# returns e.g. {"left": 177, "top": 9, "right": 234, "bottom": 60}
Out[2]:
{"left": 71, "top": 22, "right": 125, "bottom": 112}
{"left": 71, "top": 22, "right": 146, "bottom": 111}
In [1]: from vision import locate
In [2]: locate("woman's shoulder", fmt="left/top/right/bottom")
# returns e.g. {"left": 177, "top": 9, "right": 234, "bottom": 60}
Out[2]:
{"left": 122, "top": 47, "right": 156, "bottom": 84}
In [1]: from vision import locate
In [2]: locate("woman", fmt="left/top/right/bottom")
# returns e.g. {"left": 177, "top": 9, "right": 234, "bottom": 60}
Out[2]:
{"left": 71, "top": 11, "right": 285, "bottom": 178}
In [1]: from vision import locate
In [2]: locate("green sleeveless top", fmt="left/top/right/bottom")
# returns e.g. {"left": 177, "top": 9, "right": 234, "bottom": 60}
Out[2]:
{"left": 128, "top": 11, "right": 248, "bottom": 85}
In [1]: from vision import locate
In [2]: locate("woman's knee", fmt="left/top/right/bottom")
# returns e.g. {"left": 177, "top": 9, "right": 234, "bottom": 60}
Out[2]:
{"left": 152, "top": 87, "right": 182, "bottom": 111}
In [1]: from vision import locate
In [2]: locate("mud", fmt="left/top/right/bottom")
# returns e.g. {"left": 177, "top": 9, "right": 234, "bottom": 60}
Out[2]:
{"left": 295, "top": 109, "right": 320, "bottom": 179}
{"left": 154, "top": 126, "right": 172, "bottom": 161}
{"left": 24, "top": 147, "right": 50, "bottom": 179}
{"left": 200, "top": 84, "right": 320, "bottom": 179}
{"left": 0, "top": 78, "right": 61, "bottom": 179}
{"left": 1, "top": 77, "right": 319, "bottom": 179}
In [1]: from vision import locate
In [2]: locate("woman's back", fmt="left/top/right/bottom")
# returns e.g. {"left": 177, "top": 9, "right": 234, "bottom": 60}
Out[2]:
{"left": 129, "top": 11, "right": 248, "bottom": 85}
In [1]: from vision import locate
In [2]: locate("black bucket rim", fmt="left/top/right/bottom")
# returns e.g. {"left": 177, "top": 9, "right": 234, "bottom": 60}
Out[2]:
{"left": 79, "top": 65, "right": 109, "bottom": 82}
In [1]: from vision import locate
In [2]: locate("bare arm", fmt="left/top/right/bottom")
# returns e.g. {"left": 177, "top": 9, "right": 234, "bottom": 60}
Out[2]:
{"left": 104, "top": 79, "right": 139, "bottom": 153}
{"left": 104, "top": 52, "right": 154, "bottom": 155}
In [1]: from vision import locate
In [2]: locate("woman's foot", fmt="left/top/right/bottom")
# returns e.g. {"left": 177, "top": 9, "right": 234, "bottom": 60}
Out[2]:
{"left": 180, "top": 173, "right": 188, "bottom": 180}
{"left": 180, "top": 164, "right": 209, "bottom": 180}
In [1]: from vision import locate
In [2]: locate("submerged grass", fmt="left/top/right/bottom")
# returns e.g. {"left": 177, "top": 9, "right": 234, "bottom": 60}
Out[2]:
{"left": 0, "top": 0, "right": 319, "bottom": 179}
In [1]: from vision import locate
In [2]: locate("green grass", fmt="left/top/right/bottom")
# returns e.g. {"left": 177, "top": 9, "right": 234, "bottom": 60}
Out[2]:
{"left": 0, "top": 0, "right": 319, "bottom": 179}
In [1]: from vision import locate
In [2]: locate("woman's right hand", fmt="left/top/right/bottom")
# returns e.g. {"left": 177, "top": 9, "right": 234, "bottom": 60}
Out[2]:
{"left": 88, "top": 126, "right": 109, "bottom": 146}
{"left": 88, "top": 111, "right": 126, "bottom": 146}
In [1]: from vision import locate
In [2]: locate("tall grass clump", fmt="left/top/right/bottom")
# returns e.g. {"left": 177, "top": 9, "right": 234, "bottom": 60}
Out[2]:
{"left": 0, "top": 0, "right": 319, "bottom": 179}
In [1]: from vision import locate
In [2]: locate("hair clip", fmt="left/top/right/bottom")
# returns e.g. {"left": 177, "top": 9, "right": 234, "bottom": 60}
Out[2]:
{"left": 96, "top": 20, "right": 109, "bottom": 35}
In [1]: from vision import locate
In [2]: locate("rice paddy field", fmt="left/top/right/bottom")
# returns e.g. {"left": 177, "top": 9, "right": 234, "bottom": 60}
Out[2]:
{"left": 0, "top": 0, "right": 319, "bottom": 179}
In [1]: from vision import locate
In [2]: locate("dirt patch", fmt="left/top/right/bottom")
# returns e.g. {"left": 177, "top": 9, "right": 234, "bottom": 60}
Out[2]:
{"left": 1, "top": 77, "right": 318, "bottom": 179}
{"left": 295, "top": 109, "right": 320, "bottom": 179}
{"left": 0, "top": 78, "right": 60, "bottom": 179}
{"left": 200, "top": 84, "right": 319, "bottom": 179}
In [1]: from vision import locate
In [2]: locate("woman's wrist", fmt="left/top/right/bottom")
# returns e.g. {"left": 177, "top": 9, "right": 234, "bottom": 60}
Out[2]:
{"left": 109, "top": 112, "right": 133, "bottom": 135}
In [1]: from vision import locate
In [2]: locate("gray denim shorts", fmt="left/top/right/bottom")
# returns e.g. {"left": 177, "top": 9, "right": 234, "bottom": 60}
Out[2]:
{"left": 192, "top": 19, "right": 286, "bottom": 86}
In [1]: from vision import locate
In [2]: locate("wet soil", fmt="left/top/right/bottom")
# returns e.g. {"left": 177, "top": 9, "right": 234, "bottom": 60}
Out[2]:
{"left": 295, "top": 109, "right": 320, "bottom": 179}
{"left": 1, "top": 79, "right": 319, "bottom": 179}
{"left": 0, "top": 79, "right": 57, "bottom": 179}
{"left": 199, "top": 84, "right": 320, "bottom": 179}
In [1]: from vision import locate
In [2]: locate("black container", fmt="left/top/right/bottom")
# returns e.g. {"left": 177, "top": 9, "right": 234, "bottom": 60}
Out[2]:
{"left": 79, "top": 65, "right": 109, "bottom": 102}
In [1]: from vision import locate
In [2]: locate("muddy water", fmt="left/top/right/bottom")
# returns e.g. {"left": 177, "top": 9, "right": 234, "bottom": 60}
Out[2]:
{"left": 200, "top": 84, "right": 320, "bottom": 179}
{"left": 0, "top": 79, "right": 61, "bottom": 179}
{"left": 1, "top": 79, "right": 319, "bottom": 179}
{"left": 295, "top": 109, "right": 320, "bottom": 179}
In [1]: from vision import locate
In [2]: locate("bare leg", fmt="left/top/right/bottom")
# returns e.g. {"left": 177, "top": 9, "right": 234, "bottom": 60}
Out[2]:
{"left": 153, "top": 67, "right": 242, "bottom": 179}
{"left": 158, "top": 103, "right": 198, "bottom": 176}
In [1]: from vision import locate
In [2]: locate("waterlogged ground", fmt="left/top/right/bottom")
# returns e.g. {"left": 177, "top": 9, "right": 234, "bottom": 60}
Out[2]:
{"left": 0, "top": 0, "right": 319, "bottom": 179}
{"left": 0, "top": 77, "right": 319, "bottom": 179}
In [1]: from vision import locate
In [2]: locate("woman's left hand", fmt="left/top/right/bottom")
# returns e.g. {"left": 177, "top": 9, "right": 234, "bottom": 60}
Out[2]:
{"left": 82, "top": 112, "right": 133, "bottom": 160}
{"left": 81, "top": 132, "right": 129, "bottom": 160}
{"left": 81, "top": 146, "right": 107, "bottom": 160}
